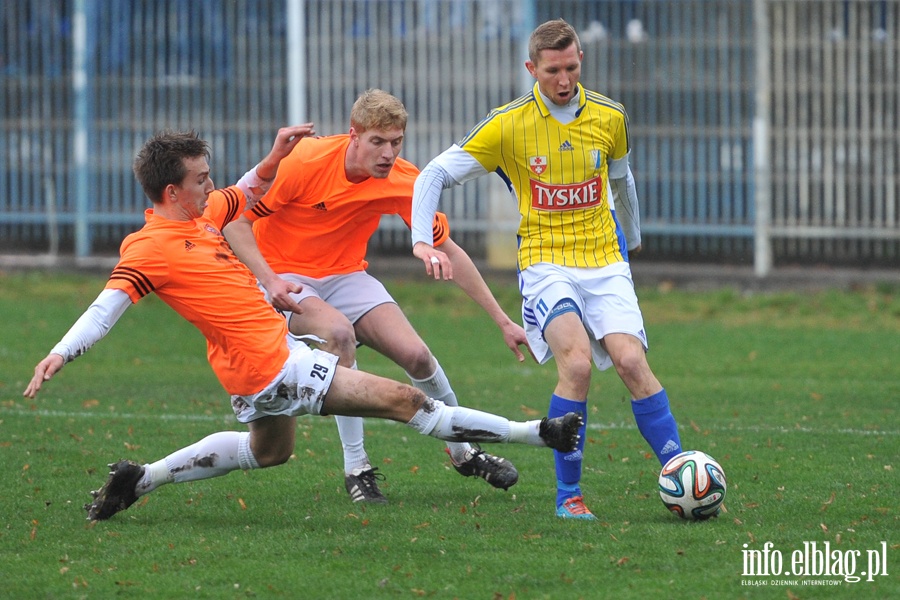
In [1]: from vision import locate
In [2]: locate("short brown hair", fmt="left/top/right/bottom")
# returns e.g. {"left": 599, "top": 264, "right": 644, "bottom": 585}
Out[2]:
{"left": 350, "top": 88, "right": 408, "bottom": 133}
{"left": 528, "top": 18, "right": 581, "bottom": 64}
{"left": 133, "top": 131, "right": 209, "bottom": 203}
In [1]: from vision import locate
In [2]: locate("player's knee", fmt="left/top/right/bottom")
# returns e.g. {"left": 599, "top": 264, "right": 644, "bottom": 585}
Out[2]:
{"left": 404, "top": 384, "right": 428, "bottom": 408}
{"left": 252, "top": 440, "right": 295, "bottom": 467}
{"left": 402, "top": 345, "right": 435, "bottom": 379}
{"left": 318, "top": 323, "right": 358, "bottom": 362}
{"left": 564, "top": 353, "right": 593, "bottom": 385}
{"left": 613, "top": 349, "right": 648, "bottom": 382}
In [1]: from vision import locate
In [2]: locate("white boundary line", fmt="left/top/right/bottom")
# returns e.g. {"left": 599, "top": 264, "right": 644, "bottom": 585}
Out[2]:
{"left": 2, "top": 408, "right": 898, "bottom": 437}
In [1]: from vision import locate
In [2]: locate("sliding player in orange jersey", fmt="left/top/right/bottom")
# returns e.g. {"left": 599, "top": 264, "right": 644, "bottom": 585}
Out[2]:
{"left": 411, "top": 19, "right": 683, "bottom": 520}
{"left": 23, "top": 127, "right": 582, "bottom": 522}
{"left": 223, "top": 89, "right": 529, "bottom": 504}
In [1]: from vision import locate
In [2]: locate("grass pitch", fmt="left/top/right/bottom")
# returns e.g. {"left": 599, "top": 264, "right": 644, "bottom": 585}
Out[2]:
{"left": 0, "top": 270, "right": 897, "bottom": 599}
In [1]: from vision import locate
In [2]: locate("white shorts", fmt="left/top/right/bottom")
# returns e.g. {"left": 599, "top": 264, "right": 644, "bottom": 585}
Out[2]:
{"left": 519, "top": 261, "right": 648, "bottom": 371}
{"left": 230, "top": 336, "right": 339, "bottom": 423}
{"left": 263, "top": 271, "right": 395, "bottom": 326}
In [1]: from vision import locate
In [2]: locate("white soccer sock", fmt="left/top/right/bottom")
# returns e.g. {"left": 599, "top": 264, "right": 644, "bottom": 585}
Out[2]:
{"left": 136, "top": 431, "right": 257, "bottom": 496}
{"left": 507, "top": 420, "right": 544, "bottom": 446}
{"left": 408, "top": 358, "right": 471, "bottom": 460}
{"left": 407, "top": 398, "right": 522, "bottom": 444}
{"left": 335, "top": 361, "right": 370, "bottom": 473}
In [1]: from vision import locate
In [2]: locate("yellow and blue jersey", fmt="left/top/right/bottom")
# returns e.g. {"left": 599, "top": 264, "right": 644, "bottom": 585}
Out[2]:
{"left": 458, "top": 83, "right": 630, "bottom": 269}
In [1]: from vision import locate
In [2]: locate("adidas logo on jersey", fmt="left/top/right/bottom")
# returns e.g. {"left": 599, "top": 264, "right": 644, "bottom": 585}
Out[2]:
{"left": 559, "top": 140, "right": 574, "bottom": 152}
{"left": 184, "top": 240, "right": 196, "bottom": 251}
{"left": 312, "top": 202, "right": 327, "bottom": 211}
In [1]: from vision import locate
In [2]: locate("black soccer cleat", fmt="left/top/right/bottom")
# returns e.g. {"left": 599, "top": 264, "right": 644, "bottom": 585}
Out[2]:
{"left": 344, "top": 466, "right": 388, "bottom": 504}
{"left": 539, "top": 412, "right": 583, "bottom": 452}
{"left": 84, "top": 460, "right": 145, "bottom": 521}
{"left": 447, "top": 445, "right": 519, "bottom": 490}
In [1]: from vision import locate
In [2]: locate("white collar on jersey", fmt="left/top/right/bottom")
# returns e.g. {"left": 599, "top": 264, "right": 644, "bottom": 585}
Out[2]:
{"left": 536, "top": 85, "right": 582, "bottom": 125}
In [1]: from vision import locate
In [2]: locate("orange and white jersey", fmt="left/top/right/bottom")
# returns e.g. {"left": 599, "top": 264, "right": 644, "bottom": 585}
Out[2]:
{"left": 430, "top": 83, "right": 630, "bottom": 270}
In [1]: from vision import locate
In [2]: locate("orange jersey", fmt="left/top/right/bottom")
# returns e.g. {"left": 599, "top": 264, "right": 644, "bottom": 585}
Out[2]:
{"left": 106, "top": 186, "right": 289, "bottom": 396}
{"left": 244, "top": 134, "right": 449, "bottom": 277}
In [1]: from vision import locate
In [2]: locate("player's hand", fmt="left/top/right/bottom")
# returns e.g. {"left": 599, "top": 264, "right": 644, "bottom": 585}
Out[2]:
{"left": 413, "top": 241, "right": 452, "bottom": 280}
{"left": 23, "top": 353, "right": 65, "bottom": 399}
{"left": 266, "top": 277, "right": 305, "bottom": 315}
{"left": 630, "top": 244, "right": 643, "bottom": 255}
{"left": 272, "top": 123, "right": 315, "bottom": 157}
{"left": 500, "top": 321, "right": 535, "bottom": 363}
{"left": 256, "top": 123, "right": 317, "bottom": 180}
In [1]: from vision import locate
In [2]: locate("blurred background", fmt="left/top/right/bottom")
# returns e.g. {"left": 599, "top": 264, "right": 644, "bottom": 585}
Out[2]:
{"left": 1, "top": 0, "right": 897, "bottom": 277}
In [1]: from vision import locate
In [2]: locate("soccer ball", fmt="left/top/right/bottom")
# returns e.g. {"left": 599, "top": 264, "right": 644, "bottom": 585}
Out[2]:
{"left": 658, "top": 450, "right": 727, "bottom": 520}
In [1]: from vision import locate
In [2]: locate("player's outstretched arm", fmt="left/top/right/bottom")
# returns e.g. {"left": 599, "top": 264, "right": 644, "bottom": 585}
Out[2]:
{"left": 222, "top": 216, "right": 305, "bottom": 315}
{"left": 235, "top": 124, "right": 315, "bottom": 209}
{"left": 256, "top": 124, "right": 315, "bottom": 180}
{"left": 22, "top": 288, "right": 132, "bottom": 398}
{"left": 439, "top": 237, "right": 532, "bottom": 363}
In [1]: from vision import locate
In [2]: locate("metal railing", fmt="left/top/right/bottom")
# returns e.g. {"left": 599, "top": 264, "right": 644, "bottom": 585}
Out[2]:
{"left": 1, "top": 0, "right": 897, "bottom": 274}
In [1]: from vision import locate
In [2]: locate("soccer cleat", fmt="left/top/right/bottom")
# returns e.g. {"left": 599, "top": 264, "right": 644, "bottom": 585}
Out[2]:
{"left": 344, "top": 466, "right": 388, "bottom": 504}
{"left": 539, "top": 412, "right": 583, "bottom": 452}
{"left": 84, "top": 460, "right": 145, "bottom": 521}
{"left": 556, "top": 495, "right": 597, "bottom": 520}
{"left": 446, "top": 446, "right": 519, "bottom": 490}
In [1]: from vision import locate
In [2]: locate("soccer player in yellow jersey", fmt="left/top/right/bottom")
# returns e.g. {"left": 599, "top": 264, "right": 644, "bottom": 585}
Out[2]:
{"left": 23, "top": 128, "right": 582, "bottom": 522}
{"left": 224, "top": 90, "right": 527, "bottom": 503}
{"left": 411, "top": 19, "right": 682, "bottom": 520}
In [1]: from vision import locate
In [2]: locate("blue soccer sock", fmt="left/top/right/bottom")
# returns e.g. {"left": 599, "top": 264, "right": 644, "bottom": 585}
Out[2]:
{"left": 631, "top": 388, "right": 682, "bottom": 466}
{"left": 548, "top": 394, "right": 588, "bottom": 508}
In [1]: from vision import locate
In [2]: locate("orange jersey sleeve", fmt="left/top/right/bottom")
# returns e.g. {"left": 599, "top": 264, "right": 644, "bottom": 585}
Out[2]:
{"left": 106, "top": 188, "right": 290, "bottom": 396}
{"left": 244, "top": 135, "right": 449, "bottom": 278}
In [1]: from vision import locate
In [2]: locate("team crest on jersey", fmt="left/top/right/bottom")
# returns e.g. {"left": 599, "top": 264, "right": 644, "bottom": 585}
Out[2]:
{"left": 589, "top": 150, "right": 603, "bottom": 170}
{"left": 529, "top": 156, "right": 548, "bottom": 175}
{"left": 204, "top": 224, "right": 221, "bottom": 236}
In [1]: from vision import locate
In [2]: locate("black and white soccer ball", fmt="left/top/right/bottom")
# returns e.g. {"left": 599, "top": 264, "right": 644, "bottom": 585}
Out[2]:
{"left": 658, "top": 450, "right": 727, "bottom": 520}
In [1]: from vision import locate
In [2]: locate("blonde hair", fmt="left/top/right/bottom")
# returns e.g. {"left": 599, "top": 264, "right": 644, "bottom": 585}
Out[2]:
{"left": 350, "top": 89, "right": 408, "bottom": 132}
{"left": 528, "top": 19, "right": 581, "bottom": 64}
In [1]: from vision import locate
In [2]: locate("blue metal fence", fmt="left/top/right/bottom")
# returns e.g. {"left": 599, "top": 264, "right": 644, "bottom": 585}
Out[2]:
{"left": 1, "top": 0, "right": 898, "bottom": 271}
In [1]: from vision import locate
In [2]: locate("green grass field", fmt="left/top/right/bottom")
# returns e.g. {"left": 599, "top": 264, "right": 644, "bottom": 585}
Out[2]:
{"left": 1, "top": 270, "right": 897, "bottom": 599}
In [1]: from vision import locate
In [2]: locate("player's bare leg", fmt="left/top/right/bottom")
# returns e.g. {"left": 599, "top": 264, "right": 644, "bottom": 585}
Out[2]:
{"left": 289, "top": 297, "right": 386, "bottom": 503}
{"left": 84, "top": 370, "right": 581, "bottom": 522}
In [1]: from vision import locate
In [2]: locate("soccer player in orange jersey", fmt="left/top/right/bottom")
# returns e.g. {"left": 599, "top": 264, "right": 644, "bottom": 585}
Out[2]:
{"left": 224, "top": 89, "right": 529, "bottom": 503}
{"left": 22, "top": 128, "right": 583, "bottom": 522}
{"left": 411, "top": 20, "right": 682, "bottom": 520}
